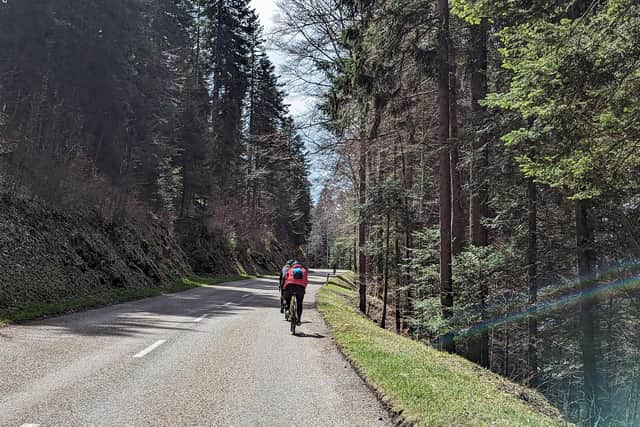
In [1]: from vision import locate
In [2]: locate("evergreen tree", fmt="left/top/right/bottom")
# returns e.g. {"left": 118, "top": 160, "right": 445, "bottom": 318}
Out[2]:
{"left": 199, "top": 0, "right": 255, "bottom": 200}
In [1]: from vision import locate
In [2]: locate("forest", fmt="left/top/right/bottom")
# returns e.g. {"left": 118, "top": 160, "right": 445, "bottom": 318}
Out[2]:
{"left": 2, "top": 0, "right": 640, "bottom": 425}
{"left": 0, "top": 0, "right": 311, "bottom": 278}
{"left": 295, "top": 0, "right": 640, "bottom": 425}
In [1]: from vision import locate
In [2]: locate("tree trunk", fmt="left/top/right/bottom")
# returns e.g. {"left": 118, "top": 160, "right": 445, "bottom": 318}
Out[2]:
{"left": 467, "top": 18, "right": 489, "bottom": 367}
{"left": 381, "top": 212, "right": 391, "bottom": 329}
{"left": 246, "top": 43, "right": 257, "bottom": 225}
{"left": 358, "top": 117, "right": 367, "bottom": 313}
{"left": 438, "top": 0, "right": 454, "bottom": 352}
{"left": 527, "top": 179, "right": 538, "bottom": 386}
{"left": 504, "top": 327, "right": 510, "bottom": 377}
{"left": 363, "top": 97, "right": 385, "bottom": 311}
{"left": 469, "top": 19, "right": 489, "bottom": 247}
{"left": 450, "top": 70, "right": 466, "bottom": 255}
{"left": 576, "top": 199, "right": 600, "bottom": 423}
{"left": 353, "top": 223, "right": 358, "bottom": 273}
{"left": 400, "top": 136, "right": 414, "bottom": 330}
{"left": 395, "top": 236, "right": 402, "bottom": 333}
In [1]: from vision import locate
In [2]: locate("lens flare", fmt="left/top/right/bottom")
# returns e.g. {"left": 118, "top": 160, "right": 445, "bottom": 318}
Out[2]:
{"left": 455, "top": 265, "right": 640, "bottom": 339}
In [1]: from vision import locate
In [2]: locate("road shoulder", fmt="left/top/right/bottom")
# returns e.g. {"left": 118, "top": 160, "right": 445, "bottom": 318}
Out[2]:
{"left": 317, "top": 278, "right": 566, "bottom": 427}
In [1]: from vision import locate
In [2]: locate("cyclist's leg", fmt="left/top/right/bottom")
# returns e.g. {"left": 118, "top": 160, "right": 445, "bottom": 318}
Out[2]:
{"left": 296, "top": 286, "right": 305, "bottom": 321}
{"left": 279, "top": 284, "right": 285, "bottom": 312}
{"left": 283, "top": 286, "right": 293, "bottom": 317}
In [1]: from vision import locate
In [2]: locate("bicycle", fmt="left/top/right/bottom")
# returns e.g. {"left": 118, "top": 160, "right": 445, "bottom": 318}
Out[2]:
{"left": 288, "top": 295, "right": 299, "bottom": 335}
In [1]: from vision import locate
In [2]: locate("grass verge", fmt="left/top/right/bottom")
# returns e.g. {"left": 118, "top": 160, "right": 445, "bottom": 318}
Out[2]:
{"left": 0, "top": 274, "right": 253, "bottom": 326}
{"left": 317, "top": 277, "right": 566, "bottom": 427}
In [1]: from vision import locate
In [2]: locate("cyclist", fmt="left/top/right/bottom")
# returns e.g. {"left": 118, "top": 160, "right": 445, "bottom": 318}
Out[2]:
{"left": 282, "top": 260, "right": 308, "bottom": 325}
{"left": 279, "top": 259, "right": 294, "bottom": 313}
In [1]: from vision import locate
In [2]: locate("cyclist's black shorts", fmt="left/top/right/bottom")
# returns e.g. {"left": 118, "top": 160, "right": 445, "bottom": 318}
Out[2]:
{"left": 283, "top": 284, "right": 305, "bottom": 299}
{"left": 283, "top": 284, "right": 305, "bottom": 317}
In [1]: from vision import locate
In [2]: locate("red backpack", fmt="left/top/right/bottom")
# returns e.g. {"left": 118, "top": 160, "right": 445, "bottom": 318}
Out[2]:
{"left": 285, "top": 264, "right": 308, "bottom": 288}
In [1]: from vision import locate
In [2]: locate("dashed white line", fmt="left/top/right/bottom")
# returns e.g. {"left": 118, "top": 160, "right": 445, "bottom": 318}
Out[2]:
{"left": 242, "top": 294, "right": 251, "bottom": 299}
{"left": 193, "top": 314, "right": 208, "bottom": 323}
{"left": 21, "top": 424, "right": 40, "bottom": 427}
{"left": 224, "top": 302, "right": 234, "bottom": 306}
{"left": 133, "top": 340, "right": 166, "bottom": 358}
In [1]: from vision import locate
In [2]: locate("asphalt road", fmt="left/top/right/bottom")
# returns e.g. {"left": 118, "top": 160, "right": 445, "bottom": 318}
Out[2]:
{"left": 0, "top": 271, "right": 390, "bottom": 426}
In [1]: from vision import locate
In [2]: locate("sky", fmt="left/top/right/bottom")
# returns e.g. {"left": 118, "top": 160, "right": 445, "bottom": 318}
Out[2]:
{"left": 251, "top": 0, "right": 328, "bottom": 201}
{"left": 250, "top": 0, "right": 309, "bottom": 116}
{"left": 251, "top": 0, "right": 278, "bottom": 32}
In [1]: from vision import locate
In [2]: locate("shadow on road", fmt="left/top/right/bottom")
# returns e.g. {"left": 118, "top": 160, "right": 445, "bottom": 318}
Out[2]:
{"left": 294, "top": 332, "right": 326, "bottom": 339}
{"left": 3, "top": 274, "right": 330, "bottom": 341}
{"left": 8, "top": 279, "right": 284, "bottom": 339}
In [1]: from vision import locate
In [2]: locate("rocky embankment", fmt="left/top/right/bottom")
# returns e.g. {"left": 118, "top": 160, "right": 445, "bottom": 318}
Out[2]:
{"left": 0, "top": 195, "right": 191, "bottom": 311}
{"left": 175, "top": 218, "right": 287, "bottom": 276}
{"left": 0, "top": 195, "right": 291, "bottom": 313}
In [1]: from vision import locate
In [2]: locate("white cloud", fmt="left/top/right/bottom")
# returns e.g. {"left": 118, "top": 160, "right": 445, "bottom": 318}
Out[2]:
{"left": 251, "top": 0, "right": 278, "bottom": 31}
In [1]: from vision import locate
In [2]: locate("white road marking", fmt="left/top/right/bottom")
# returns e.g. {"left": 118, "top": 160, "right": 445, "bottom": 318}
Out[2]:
{"left": 193, "top": 314, "right": 207, "bottom": 323}
{"left": 224, "top": 302, "right": 234, "bottom": 306}
{"left": 21, "top": 424, "right": 40, "bottom": 427}
{"left": 133, "top": 340, "right": 166, "bottom": 358}
{"left": 242, "top": 294, "right": 251, "bottom": 299}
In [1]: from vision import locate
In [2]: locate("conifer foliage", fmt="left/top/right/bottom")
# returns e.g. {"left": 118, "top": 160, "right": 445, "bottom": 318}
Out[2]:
{"left": 280, "top": 0, "right": 640, "bottom": 425}
{"left": 0, "top": 1, "right": 311, "bottom": 265}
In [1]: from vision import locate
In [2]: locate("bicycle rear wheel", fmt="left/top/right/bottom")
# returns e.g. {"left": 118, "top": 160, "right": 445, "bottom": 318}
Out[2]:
{"left": 290, "top": 295, "right": 298, "bottom": 334}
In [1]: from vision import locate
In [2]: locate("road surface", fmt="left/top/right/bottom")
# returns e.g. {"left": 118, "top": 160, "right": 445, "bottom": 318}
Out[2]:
{"left": 0, "top": 271, "right": 390, "bottom": 426}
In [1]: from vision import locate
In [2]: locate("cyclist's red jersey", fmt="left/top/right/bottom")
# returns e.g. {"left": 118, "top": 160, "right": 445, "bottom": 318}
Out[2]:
{"left": 283, "top": 264, "right": 308, "bottom": 288}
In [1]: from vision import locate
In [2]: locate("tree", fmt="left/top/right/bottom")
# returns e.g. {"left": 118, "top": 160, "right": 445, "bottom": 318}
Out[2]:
{"left": 438, "top": 0, "right": 454, "bottom": 352}
{"left": 0, "top": 0, "right": 312, "bottom": 273}
{"left": 200, "top": 0, "right": 254, "bottom": 200}
{"left": 276, "top": 0, "right": 640, "bottom": 422}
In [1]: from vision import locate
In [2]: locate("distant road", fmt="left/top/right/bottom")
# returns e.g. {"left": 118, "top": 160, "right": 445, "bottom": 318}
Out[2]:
{"left": 0, "top": 271, "right": 389, "bottom": 426}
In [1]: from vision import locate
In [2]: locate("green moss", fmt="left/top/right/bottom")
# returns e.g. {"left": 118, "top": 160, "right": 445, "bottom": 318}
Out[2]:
{"left": 0, "top": 274, "right": 252, "bottom": 326}
{"left": 317, "top": 280, "right": 567, "bottom": 427}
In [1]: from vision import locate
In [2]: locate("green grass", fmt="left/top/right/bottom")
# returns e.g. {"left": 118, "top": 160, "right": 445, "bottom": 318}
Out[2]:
{"left": 329, "top": 271, "right": 356, "bottom": 291}
{"left": 0, "top": 274, "right": 252, "bottom": 326}
{"left": 318, "top": 279, "right": 567, "bottom": 427}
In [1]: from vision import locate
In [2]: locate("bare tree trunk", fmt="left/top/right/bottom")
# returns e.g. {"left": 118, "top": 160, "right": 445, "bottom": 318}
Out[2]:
{"left": 527, "top": 179, "right": 538, "bottom": 386}
{"left": 577, "top": 199, "right": 600, "bottom": 423}
{"left": 450, "top": 69, "right": 466, "bottom": 256}
{"left": 566, "top": 0, "right": 598, "bottom": 418}
{"left": 358, "top": 116, "right": 368, "bottom": 313}
{"left": 366, "top": 135, "right": 376, "bottom": 303}
{"left": 353, "top": 222, "right": 358, "bottom": 273}
{"left": 395, "top": 236, "right": 402, "bottom": 333}
{"left": 400, "top": 137, "right": 414, "bottom": 330}
{"left": 467, "top": 18, "right": 490, "bottom": 367}
{"left": 469, "top": 19, "right": 489, "bottom": 247}
{"left": 504, "top": 327, "right": 510, "bottom": 377}
{"left": 361, "top": 97, "right": 385, "bottom": 313}
{"left": 438, "top": 0, "right": 454, "bottom": 352}
{"left": 381, "top": 212, "right": 391, "bottom": 329}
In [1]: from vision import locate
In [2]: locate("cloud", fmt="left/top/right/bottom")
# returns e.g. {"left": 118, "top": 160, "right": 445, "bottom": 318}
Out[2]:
{"left": 251, "top": 0, "right": 278, "bottom": 31}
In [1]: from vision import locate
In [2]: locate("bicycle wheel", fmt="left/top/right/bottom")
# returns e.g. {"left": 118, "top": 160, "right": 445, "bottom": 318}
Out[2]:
{"left": 290, "top": 295, "right": 297, "bottom": 334}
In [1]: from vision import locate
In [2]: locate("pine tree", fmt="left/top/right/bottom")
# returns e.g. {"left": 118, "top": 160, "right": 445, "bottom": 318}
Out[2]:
{"left": 199, "top": 0, "right": 255, "bottom": 200}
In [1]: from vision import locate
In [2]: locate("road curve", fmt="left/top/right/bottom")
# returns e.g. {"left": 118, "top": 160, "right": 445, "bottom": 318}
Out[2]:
{"left": 0, "top": 271, "right": 390, "bottom": 426}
